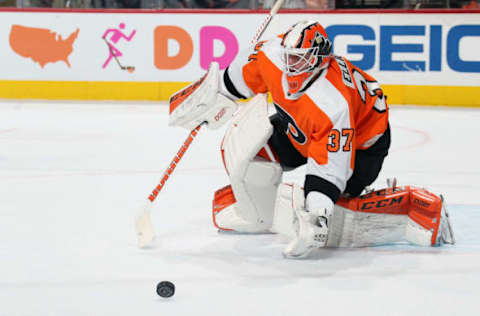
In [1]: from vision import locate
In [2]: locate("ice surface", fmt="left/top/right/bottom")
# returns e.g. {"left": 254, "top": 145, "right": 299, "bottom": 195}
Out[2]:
{"left": 0, "top": 101, "right": 479, "bottom": 316}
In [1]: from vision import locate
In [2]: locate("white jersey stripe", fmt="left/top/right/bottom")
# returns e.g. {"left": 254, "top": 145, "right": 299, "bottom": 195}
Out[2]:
{"left": 305, "top": 76, "right": 353, "bottom": 191}
{"left": 219, "top": 48, "right": 255, "bottom": 100}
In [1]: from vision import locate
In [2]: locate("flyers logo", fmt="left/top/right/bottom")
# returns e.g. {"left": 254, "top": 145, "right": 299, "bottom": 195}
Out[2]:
{"left": 274, "top": 103, "right": 306, "bottom": 145}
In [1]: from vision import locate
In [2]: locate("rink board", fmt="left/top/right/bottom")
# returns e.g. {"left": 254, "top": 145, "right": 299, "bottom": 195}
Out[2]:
{"left": 0, "top": 9, "right": 479, "bottom": 106}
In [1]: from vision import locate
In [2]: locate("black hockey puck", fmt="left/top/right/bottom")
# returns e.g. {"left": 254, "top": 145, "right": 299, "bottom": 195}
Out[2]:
{"left": 156, "top": 281, "right": 175, "bottom": 298}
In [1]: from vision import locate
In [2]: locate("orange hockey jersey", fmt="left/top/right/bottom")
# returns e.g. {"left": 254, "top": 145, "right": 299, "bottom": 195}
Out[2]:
{"left": 219, "top": 37, "right": 389, "bottom": 197}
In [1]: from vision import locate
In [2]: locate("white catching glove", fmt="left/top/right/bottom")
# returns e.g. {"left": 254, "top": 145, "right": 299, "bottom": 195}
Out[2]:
{"left": 283, "top": 191, "right": 333, "bottom": 259}
{"left": 169, "top": 62, "right": 238, "bottom": 131}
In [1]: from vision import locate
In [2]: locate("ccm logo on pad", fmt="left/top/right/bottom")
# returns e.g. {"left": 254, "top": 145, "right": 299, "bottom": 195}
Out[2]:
{"left": 360, "top": 196, "right": 404, "bottom": 210}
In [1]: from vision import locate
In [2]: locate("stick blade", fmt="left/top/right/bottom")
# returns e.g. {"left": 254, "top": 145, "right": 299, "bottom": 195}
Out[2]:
{"left": 135, "top": 202, "right": 155, "bottom": 248}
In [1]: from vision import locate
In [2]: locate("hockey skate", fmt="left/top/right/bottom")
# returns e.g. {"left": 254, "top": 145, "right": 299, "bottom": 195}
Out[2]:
{"left": 435, "top": 195, "right": 456, "bottom": 245}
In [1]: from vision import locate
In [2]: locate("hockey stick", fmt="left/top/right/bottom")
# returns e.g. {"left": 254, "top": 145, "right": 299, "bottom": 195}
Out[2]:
{"left": 103, "top": 38, "right": 135, "bottom": 73}
{"left": 135, "top": 123, "right": 204, "bottom": 247}
{"left": 135, "top": 0, "right": 285, "bottom": 248}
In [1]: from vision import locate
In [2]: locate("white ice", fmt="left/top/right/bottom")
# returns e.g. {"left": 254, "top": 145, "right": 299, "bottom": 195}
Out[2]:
{"left": 0, "top": 100, "right": 479, "bottom": 316}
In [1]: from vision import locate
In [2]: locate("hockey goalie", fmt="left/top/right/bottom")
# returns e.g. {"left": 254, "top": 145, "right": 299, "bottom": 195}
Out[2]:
{"left": 168, "top": 20, "right": 455, "bottom": 258}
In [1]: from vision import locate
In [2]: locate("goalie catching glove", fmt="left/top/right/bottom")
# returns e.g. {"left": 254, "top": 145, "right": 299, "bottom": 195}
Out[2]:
{"left": 169, "top": 62, "right": 238, "bottom": 130}
{"left": 283, "top": 191, "right": 334, "bottom": 259}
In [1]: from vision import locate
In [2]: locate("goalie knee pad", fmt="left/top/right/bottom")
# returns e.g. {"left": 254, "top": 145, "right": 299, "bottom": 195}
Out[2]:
{"left": 212, "top": 94, "right": 283, "bottom": 232}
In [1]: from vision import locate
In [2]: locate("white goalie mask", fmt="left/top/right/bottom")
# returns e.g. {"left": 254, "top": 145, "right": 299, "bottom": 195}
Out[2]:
{"left": 281, "top": 21, "right": 332, "bottom": 98}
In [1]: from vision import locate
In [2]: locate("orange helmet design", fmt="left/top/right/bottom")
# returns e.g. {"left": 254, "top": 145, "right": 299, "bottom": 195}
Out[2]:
{"left": 281, "top": 21, "right": 332, "bottom": 98}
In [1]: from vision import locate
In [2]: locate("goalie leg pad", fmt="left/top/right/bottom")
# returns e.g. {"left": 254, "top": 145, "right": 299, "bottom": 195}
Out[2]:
{"left": 405, "top": 189, "right": 455, "bottom": 246}
{"left": 336, "top": 186, "right": 454, "bottom": 247}
{"left": 213, "top": 94, "right": 283, "bottom": 232}
{"left": 271, "top": 185, "right": 455, "bottom": 248}
{"left": 212, "top": 159, "right": 283, "bottom": 232}
{"left": 212, "top": 185, "right": 255, "bottom": 232}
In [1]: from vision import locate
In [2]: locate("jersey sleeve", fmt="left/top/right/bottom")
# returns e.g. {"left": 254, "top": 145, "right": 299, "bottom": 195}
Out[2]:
{"left": 219, "top": 41, "right": 269, "bottom": 100}
{"left": 345, "top": 59, "right": 389, "bottom": 149}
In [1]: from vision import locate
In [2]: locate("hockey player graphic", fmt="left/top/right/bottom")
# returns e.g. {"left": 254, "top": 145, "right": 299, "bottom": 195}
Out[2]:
{"left": 168, "top": 20, "right": 455, "bottom": 259}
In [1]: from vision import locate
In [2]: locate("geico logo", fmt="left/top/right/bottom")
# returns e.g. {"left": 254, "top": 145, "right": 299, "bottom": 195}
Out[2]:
{"left": 153, "top": 24, "right": 479, "bottom": 73}
{"left": 360, "top": 196, "right": 404, "bottom": 210}
{"left": 325, "top": 24, "right": 480, "bottom": 73}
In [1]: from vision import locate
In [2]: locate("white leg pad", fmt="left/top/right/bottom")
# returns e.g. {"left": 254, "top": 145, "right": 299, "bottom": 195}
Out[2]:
{"left": 238, "top": 159, "right": 283, "bottom": 228}
{"left": 271, "top": 184, "right": 444, "bottom": 247}
{"left": 327, "top": 206, "right": 407, "bottom": 247}
{"left": 219, "top": 94, "right": 283, "bottom": 232}
{"left": 214, "top": 204, "right": 264, "bottom": 233}
{"left": 405, "top": 219, "right": 433, "bottom": 246}
{"left": 271, "top": 184, "right": 407, "bottom": 247}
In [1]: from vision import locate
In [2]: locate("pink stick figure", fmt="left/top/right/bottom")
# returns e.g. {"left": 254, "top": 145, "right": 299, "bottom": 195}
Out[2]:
{"left": 102, "top": 23, "right": 136, "bottom": 69}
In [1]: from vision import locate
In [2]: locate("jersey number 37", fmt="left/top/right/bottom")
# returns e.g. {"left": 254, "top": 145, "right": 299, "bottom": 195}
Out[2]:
{"left": 327, "top": 128, "right": 354, "bottom": 152}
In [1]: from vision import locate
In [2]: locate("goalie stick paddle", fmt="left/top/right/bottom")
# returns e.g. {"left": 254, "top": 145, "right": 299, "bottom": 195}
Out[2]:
{"left": 135, "top": 0, "right": 285, "bottom": 248}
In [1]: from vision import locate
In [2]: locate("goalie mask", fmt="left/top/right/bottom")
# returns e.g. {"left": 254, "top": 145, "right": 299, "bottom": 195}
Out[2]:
{"left": 281, "top": 21, "right": 332, "bottom": 99}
